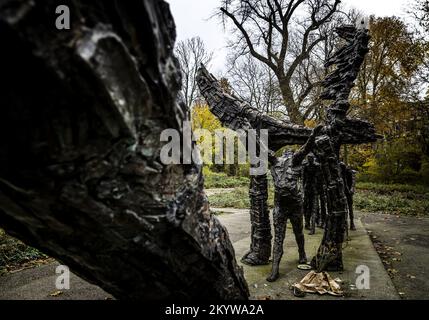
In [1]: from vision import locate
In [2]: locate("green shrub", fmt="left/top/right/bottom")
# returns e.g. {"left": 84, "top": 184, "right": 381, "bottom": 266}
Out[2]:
{"left": 203, "top": 167, "right": 250, "bottom": 188}
{"left": 206, "top": 182, "right": 429, "bottom": 216}
{"left": 208, "top": 187, "right": 275, "bottom": 209}
{"left": 354, "top": 190, "right": 429, "bottom": 216}
{"left": 357, "top": 139, "right": 429, "bottom": 185}
{"left": 356, "top": 182, "right": 429, "bottom": 194}
{"left": 420, "top": 156, "right": 429, "bottom": 182}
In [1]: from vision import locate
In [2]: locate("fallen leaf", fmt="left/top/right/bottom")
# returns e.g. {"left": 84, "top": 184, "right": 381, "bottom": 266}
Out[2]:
{"left": 49, "top": 290, "right": 63, "bottom": 297}
{"left": 292, "top": 271, "right": 343, "bottom": 297}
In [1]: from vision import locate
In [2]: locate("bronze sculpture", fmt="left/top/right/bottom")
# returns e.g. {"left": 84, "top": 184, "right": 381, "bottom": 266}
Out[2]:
{"left": 197, "top": 66, "right": 312, "bottom": 266}
{"left": 303, "top": 153, "right": 322, "bottom": 235}
{"left": 340, "top": 162, "right": 357, "bottom": 231}
{"left": 267, "top": 126, "right": 322, "bottom": 282}
{"left": 0, "top": 0, "right": 250, "bottom": 300}
{"left": 198, "top": 24, "right": 379, "bottom": 277}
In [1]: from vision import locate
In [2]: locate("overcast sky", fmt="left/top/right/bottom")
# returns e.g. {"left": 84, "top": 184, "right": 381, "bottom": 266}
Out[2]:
{"left": 168, "top": 0, "right": 413, "bottom": 73}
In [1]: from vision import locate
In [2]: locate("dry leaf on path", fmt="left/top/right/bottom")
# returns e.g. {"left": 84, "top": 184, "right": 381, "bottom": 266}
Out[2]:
{"left": 49, "top": 290, "right": 63, "bottom": 297}
{"left": 292, "top": 271, "right": 343, "bottom": 297}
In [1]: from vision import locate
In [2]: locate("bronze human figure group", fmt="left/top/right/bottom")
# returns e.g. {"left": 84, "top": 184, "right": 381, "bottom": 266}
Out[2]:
{"left": 197, "top": 23, "right": 378, "bottom": 282}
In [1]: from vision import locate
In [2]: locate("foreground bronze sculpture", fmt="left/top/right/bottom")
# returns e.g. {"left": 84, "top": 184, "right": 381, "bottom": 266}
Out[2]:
{"left": 198, "top": 24, "right": 379, "bottom": 276}
{"left": 0, "top": 0, "right": 249, "bottom": 300}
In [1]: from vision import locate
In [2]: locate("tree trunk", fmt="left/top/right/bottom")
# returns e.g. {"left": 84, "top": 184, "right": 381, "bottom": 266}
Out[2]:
{"left": 278, "top": 77, "right": 304, "bottom": 125}
{"left": 0, "top": 0, "right": 249, "bottom": 300}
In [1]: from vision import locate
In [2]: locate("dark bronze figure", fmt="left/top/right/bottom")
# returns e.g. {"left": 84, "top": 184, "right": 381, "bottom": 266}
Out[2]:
{"left": 303, "top": 153, "right": 321, "bottom": 235}
{"left": 241, "top": 172, "right": 271, "bottom": 265}
{"left": 340, "top": 162, "right": 357, "bottom": 231}
{"left": 197, "top": 24, "right": 379, "bottom": 273}
{"left": 315, "top": 160, "right": 328, "bottom": 229}
{"left": 267, "top": 126, "right": 322, "bottom": 282}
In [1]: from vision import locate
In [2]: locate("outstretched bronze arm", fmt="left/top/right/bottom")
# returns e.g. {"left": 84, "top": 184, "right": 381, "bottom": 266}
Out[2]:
{"left": 292, "top": 125, "right": 324, "bottom": 167}
{"left": 197, "top": 65, "right": 379, "bottom": 150}
{"left": 197, "top": 65, "right": 312, "bottom": 151}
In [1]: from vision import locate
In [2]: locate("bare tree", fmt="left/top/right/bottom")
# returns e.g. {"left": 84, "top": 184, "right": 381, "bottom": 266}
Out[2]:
{"left": 410, "top": 0, "right": 429, "bottom": 33}
{"left": 227, "top": 54, "right": 283, "bottom": 115}
{"left": 405, "top": 1, "right": 429, "bottom": 156}
{"left": 176, "top": 37, "right": 213, "bottom": 109}
{"left": 292, "top": 9, "right": 361, "bottom": 121}
{"left": 220, "top": 0, "right": 340, "bottom": 124}
{"left": 219, "top": 0, "right": 341, "bottom": 124}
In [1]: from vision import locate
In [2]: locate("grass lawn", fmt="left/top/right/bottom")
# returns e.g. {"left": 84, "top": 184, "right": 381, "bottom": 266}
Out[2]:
{"left": 354, "top": 182, "right": 429, "bottom": 216}
{"left": 203, "top": 170, "right": 250, "bottom": 188}
{"left": 207, "top": 180, "right": 429, "bottom": 217}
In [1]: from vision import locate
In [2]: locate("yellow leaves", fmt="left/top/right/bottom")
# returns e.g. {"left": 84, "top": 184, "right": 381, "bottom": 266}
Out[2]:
{"left": 354, "top": 16, "right": 424, "bottom": 138}
{"left": 363, "top": 157, "right": 379, "bottom": 176}
{"left": 191, "top": 104, "right": 230, "bottom": 165}
{"left": 191, "top": 104, "right": 221, "bottom": 132}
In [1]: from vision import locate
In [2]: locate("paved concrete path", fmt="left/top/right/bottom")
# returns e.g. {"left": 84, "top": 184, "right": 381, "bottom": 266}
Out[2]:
{"left": 205, "top": 188, "right": 236, "bottom": 196}
{"left": 0, "top": 262, "right": 111, "bottom": 300}
{"left": 215, "top": 208, "right": 399, "bottom": 300}
{"left": 361, "top": 212, "right": 429, "bottom": 300}
{"left": 1, "top": 204, "right": 402, "bottom": 300}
